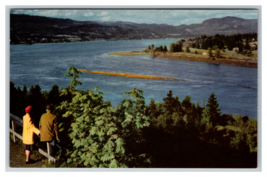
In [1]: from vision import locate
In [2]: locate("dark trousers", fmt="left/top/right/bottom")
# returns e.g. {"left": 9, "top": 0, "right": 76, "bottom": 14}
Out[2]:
{"left": 44, "top": 140, "right": 63, "bottom": 157}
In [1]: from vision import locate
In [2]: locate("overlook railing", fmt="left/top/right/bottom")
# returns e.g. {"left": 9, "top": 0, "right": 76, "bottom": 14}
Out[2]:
{"left": 9, "top": 113, "right": 56, "bottom": 163}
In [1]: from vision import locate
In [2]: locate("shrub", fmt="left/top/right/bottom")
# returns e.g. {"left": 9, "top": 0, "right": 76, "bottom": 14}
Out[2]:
{"left": 58, "top": 66, "right": 151, "bottom": 168}
{"left": 208, "top": 47, "right": 212, "bottom": 58}
{"left": 212, "top": 45, "right": 218, "bottom": 50}
{"left": 185, "top": 46, "right": 190, "bottom": 53}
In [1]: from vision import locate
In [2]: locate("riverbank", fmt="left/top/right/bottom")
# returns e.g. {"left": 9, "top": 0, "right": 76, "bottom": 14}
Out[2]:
{"left": 78, "top": 69, "right": 181, "bottom": 81}
{"left": 109, "top": 51, "right": 257, "bottom": 68}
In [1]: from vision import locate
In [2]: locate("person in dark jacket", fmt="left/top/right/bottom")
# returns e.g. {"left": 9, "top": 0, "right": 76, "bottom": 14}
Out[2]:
{"left": 39, "top": 104, "right": 63, "bottom": 157}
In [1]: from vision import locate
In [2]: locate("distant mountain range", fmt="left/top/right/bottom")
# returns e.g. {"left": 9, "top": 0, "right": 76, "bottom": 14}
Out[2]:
{"left": 10, "top": 14, "right": 258, "bottom": 44}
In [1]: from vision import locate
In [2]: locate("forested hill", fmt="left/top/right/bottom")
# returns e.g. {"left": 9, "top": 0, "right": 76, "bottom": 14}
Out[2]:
{"left": 10, "top": 14, "right": 257, "bottom": 44}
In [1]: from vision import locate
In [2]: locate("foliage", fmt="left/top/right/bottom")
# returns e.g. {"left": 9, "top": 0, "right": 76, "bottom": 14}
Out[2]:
{"left": 195, "top": 41, "right": 200, "bottom": 49}
{"left": 215, "top": 49, "right": 220, "bottom": 58}
{"left": 188, "top": 33, "right": 257, "bottom": 54}
{"left": 208, "top": 47, "right": 212, "bottom": 58}
{"left": 185, "top": 46, "right": 190, "bottom": 53}
{"left": 10, "top": 65, "right": 258, "bottom": 168}
{"left": 154, "top": 45, "right": 167, "bottom": 52}
{"left": 212, "top": 45, "right": 218, "bottom": 50}
{"left": 169, "top": 43, "right": 182, "bottom": 52}
{"left": 206, "top": 92, "right": 221, "bottom": 125}
{"left": 57, "top": 66, "right": 151, "bottom": 168}
{"left": 163, "top": 45, "right": 167, "bottom": 52}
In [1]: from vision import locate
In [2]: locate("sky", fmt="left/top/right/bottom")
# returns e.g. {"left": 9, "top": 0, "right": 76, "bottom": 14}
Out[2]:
{"left": 10, "top": 9, "right": 258, "bottom": 26}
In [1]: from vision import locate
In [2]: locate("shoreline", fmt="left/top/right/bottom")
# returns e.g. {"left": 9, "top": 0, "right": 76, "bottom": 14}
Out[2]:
{"left": 109, "top": 51, "right": 257, "bottom": 68}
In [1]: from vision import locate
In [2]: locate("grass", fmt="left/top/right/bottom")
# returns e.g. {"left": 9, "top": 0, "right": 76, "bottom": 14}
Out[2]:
{"left": 109, "top": 51, "right": 150, "bottom": 55}
{"left": 165, "top": 51, "right": 210, "bottom": 59}
{"left": 224, "top": 49, "right": 257, "bottom": 59}
{"left": 108, "top": 47, "right": 257, "bottom": 68}
{"left": 9, "top": 136, "right": 44, "bottom": 168}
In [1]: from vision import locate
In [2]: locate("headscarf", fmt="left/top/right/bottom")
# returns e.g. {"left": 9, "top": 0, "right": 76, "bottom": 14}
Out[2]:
{"left": 25, "top": 105, "right": 32, "bottom": 113}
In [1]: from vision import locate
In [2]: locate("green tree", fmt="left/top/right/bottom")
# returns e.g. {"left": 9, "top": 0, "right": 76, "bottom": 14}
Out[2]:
{"left": 196, "top": 42, "right": 200, "bottom": 49}
{"left": 169, "top": 43, "right": 182, "bottom": 52}
{"left": 163, "top": 90, "right": 180, "bottom": 115}
{"left": 47, "top": 85, "right": 60, "bottom": 106}
{"left": 163, "top": 45, "right": 167, "bottom": 52}
{"left": 212, "top": 45, "right": 218, "bottom": 50}
{"left": 206, "top": 92, "right": 221, "bottom": 125}
{"left": 208, "top": 47, "right": 212, "bottom": 58}
{"left": 159, "top": 45, "right": 164, "bottom": 52}
{"left": 58, "top": 66, "right": 151, "bottom": 168}
{"left": 169, "top": 43, "right": 175, "bottom": 52}
{"left": 244, "top": 39, "right": 251, "bottom": 51}
{"left": 215, "top": 49, "right": 220, "bottom": 58}
{"left": 200, "top": 107, "right": 211, "bottom": 133}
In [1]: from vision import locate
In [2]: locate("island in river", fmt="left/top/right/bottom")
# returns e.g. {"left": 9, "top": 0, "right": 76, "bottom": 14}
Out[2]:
{"left": 109, "top": 49, "right": 257, "bottom": 68}
{"left": 78, "top": 69, "right": 181, "bottom": 81}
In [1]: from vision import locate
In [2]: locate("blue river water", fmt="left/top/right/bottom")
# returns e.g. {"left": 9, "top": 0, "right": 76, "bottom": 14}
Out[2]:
{"left": 10, "top": 39, "right": 258, "bottom": 119}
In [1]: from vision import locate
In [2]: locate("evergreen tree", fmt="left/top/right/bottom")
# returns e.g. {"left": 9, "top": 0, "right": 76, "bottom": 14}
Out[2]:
{"left": 182, "top": 96, "right": 192, "bottom": 113}
{"left": 244, "top": 39, "right": 251, "bottom": 50}
{"left": 159, "top": 45, "right": 164, "bottom": 52}
{"left": 206, "top": 92, "right": 221, "bottom": 125}
{"left": 47, "top": 85, "right": 60, "bottom": 106}
{"left": 196, "top": 42, "right": 200, "bottom": 49}
{"left": 23, "top": 84, "right": 28, "bottom": 96}
{"left": 163, "top": 90, "right": 180, "bottom": 115}
{"left": 169, "top": 43, "right": 182, "bottom": 52}
{"left": 163, "top": 45, "right": 167, "bottom": 52}
{"left": 169, "top": 43, "right": 175, "bottom": 52}
{"left": 28, "top": 84, "right": 45, "bottom": 125}
{"left": 215, "top": 49, "right": 220, "bottom": 58}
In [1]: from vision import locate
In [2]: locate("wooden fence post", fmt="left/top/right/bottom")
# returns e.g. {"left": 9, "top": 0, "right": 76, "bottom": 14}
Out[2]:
{"left": 11, "top": 121, "right": 17, "bottom": 143}
{"left": 47, "top": 142, "right": 51, "bottom": 163}
{"left": 10, "top": 113, "right": 56, "bottom": 163}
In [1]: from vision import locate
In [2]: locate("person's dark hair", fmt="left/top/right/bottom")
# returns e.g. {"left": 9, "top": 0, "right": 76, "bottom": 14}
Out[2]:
{"left": 46, "top": 104, "right": 54, "bottom": 112}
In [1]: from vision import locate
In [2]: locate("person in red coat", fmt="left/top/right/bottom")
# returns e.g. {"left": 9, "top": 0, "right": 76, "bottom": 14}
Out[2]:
{"left": 22, "top": 105, "right": 40, "bottom": 164}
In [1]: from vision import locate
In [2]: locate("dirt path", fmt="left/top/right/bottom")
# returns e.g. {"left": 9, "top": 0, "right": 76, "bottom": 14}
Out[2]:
{"left": 9, "top": 139, "right": 44, "bottom": 168}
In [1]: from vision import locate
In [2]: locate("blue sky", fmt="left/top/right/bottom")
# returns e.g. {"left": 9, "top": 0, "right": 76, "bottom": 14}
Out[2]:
{"left": 10, "top": 9, "right": 258, "bottom": 26}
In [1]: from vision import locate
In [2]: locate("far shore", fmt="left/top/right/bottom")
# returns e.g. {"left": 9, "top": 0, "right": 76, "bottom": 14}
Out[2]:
{"left": 109, "top": 51, "right": 257, "bottom": 68}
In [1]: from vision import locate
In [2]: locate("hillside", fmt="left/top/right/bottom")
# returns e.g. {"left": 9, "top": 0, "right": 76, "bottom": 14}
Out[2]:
{"left": 10, "top": 14, "right": 257, "bottom": 44}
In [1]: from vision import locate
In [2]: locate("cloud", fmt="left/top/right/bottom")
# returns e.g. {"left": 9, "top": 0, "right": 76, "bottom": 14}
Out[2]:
{"left": 10, "top": 9, "right": 258, "bottom": 25}
{"left": 97, "top": 11, "right": 108, "bottom": 17}
{"left": 99, "top": 16, "right": 111, "bottom": 21}
{"left": 84, "top": 11, "right": 94, "bottom": 17}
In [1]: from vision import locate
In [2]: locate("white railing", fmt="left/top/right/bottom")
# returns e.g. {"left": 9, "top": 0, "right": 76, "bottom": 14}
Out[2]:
{"left": 10, "top": 113, "right": 56, "bottom": 163}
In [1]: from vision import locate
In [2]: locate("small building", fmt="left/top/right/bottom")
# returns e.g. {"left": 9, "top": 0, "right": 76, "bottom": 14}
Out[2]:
{"left": 202, "top": 52, "right": 208, "bottom": 56}
{"left": 233, "top": 47, "right": 239, "bottom": 52}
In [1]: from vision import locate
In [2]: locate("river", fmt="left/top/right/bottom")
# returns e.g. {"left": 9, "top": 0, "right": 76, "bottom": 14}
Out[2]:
{"left": 10, "top": 38, "right": 258, "bottom": 119}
